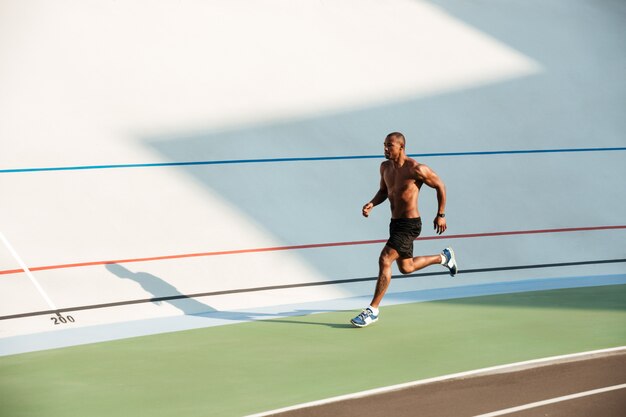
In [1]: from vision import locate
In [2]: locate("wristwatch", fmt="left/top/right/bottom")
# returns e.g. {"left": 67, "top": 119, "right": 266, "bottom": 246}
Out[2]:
{"left": 437, "top": 213, "right": 445, "bottom": 218}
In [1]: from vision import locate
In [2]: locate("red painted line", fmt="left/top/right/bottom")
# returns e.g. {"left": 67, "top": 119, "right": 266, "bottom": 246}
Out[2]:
{"left": 0, "top": 225, "right": 624, "bottom": 276}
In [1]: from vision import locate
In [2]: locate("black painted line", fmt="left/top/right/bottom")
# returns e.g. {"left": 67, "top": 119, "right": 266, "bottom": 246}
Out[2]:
{"left": 1, "top": 258, "right": 624, "bottom": 321}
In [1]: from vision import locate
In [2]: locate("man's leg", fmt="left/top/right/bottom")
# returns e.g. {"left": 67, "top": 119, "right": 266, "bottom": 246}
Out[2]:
{"left": 396, "top": 254, "right": 442, "bottom": 275}
{"left": 397, "top": 248, "right": 458, "bottom": 276}
{"left": 370, "top": 245, "right": 400, "bottom": 309}
{"left": 351, "top": 245, "right": 399, "bottom": 327}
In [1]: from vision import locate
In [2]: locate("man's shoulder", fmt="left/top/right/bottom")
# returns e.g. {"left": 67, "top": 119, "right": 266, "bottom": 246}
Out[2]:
{"left": 406, "top": 157, "right": 420, "bottom": 168}
{"left": 414, "top": 162, "right": 436, "bottom": 181}
{"left": 405, "top": 158, "right": 423, "bottom": 174}
{"left": 409, "top": 159, "right": 434, "bottom": 180}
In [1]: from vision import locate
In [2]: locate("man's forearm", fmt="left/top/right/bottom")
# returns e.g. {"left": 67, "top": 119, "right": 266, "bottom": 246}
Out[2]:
{"left": 436, "top": 186, "right": 446, "bottom": 213}
{"left": 370, "top": 190, "right": 388, "bottom": 206}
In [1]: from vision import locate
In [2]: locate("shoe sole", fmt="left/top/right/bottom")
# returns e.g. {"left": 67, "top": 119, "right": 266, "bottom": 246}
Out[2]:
{"left": 446, "top": 247, "right": 458, "bottom": 277}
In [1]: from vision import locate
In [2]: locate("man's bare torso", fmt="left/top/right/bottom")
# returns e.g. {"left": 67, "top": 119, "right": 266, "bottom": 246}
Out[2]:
{"left": 382, "top": 158, "right": 422, "bottom": 219}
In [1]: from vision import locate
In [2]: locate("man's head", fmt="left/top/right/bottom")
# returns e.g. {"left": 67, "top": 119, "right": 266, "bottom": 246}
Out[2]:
{"left": 384, "top": 132, "right": 406, "bottom": 159}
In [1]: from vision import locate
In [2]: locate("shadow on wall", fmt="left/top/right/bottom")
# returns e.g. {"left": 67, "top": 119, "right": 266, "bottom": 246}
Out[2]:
{"left": 106, "top": 263, "right": 217, "bottom": 315}
{"left": 142, "top": 1, "right": 625, "bottom": 280}
{"left": 105, "top": 263, "right": 355, "bottom": 326}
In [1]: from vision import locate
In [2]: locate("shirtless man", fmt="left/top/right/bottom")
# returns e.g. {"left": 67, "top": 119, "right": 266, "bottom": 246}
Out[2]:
{"left": 350, "top": 132, "right": 458, "bottom": 328}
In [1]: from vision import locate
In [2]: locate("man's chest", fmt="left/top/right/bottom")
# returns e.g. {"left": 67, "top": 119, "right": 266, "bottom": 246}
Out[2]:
{"left": 384, "top": 171, "right": 421, "bottom": 193}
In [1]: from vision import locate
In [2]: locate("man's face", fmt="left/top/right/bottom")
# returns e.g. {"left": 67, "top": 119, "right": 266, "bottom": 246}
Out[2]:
{"left": 384, "top": 137, "right": 403, "bottom": 159}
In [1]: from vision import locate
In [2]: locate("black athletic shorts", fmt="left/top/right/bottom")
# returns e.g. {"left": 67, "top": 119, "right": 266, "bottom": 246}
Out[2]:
{"left": 386, "top": 217, "right": 422, "bottom": 259}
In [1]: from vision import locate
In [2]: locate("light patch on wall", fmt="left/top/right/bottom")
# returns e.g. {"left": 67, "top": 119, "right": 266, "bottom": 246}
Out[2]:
{"left": 0, "top": 0, "right": 541, "bottom": 166}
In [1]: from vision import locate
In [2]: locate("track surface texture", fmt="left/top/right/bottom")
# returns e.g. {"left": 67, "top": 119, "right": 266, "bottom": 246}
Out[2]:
{"left": 268, "top": 351, "right": 626, "bottom": 417}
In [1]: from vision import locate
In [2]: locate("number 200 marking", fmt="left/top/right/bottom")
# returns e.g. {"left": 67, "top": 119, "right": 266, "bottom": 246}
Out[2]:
{"left": 51, "top": 315, "right": 75, "bottom": 325}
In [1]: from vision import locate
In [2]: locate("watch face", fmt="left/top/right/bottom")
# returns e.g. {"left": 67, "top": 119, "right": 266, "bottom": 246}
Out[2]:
{"left": 438, "top": 213, "right": 445, "bottom": 218}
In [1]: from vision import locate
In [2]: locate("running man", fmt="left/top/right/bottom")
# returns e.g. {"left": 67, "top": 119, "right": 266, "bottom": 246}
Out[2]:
{"left": 351, "top": 132, "right": 458, "bottom": 328}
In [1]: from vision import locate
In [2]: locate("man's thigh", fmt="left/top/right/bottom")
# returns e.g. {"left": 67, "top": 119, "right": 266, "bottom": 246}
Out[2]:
{"left": 380, "top": 244, "right": 401, "bottom": 263}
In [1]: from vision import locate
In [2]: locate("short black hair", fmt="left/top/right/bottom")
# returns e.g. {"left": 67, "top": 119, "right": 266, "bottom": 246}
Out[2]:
{"left": 386, "top": 132, "right": 406, "bottom": 146}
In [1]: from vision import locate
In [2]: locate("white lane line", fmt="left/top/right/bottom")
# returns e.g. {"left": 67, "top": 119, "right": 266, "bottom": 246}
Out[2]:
{"left": 0, "top": 231, "right": 58, "bottom": 311}
{"left": 244, "top": 346, "right": 626, "bottom": 417}
{"left": 472, "top": 383, "right": 626, "bottom": 417}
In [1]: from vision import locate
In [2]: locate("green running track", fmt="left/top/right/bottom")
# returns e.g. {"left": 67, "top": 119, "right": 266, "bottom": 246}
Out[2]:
{"left": 1, "top": 284, "right": 625, "bottom": 417}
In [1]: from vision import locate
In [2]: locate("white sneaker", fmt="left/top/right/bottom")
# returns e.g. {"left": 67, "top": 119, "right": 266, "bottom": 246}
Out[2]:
{"left": 442, "top": 247, "right": 458, "bottom": 277}
{"left": 350, "top": 308, "right": 379, "bottom": 328}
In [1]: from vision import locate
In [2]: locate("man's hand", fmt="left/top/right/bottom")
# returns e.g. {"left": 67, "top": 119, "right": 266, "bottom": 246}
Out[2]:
{"left": 434, "top": 216, "right": 447, "bottom": 235}
{"left": 362, "top": 202, "right": 374, "bottom": 217}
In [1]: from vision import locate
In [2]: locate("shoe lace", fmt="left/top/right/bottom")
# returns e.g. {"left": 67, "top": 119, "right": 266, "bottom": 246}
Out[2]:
{"left": 358, "top": 309, "right": 372, "bottom": 319}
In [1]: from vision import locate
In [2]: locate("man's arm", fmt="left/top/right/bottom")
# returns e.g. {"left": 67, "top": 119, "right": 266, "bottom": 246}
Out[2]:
{"left": 362, "top": 163, "right": 388, "bottom": 217}
{"left": 416, "top": 164, "right": 447, "bottom": 234}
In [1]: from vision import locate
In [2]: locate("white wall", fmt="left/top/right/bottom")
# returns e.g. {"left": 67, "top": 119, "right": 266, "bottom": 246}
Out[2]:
{"left": 1, "top": 0, "right": 625, "bottom": 340}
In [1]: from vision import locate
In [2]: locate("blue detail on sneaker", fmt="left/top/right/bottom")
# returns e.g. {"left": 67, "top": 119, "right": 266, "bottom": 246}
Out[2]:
{"left": 442, "top": 247, "right": 458, "bottom": 277}
{"left": 350, "top": 308, "right": 379, "bottom": 328}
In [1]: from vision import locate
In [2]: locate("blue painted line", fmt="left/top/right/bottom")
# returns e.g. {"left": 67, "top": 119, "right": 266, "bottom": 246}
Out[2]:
{"left": 2, "top": 147, "right": 625, "bottom": 174}
{"left": 386, "top": 273, "right": 626, "bottom": 305}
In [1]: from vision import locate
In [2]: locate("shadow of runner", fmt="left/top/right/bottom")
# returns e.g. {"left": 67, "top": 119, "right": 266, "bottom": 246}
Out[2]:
{"left": 267, "top": 318, "right": 356, "bottom": 329}
{"left": 195, "top": 308, "right": 355, "bottom": 329}
{"left": 247, "top": 309, "right": 357, "bottom": 329}
{"left": 106, "top": 263, "right": 217, "bottom": 315}
{"left": 105, "top": 264, "right": 352, "bottom": 326}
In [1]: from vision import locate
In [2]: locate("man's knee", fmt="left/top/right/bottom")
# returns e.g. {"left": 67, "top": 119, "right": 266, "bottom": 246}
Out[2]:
{"left": 397, "top": 259, "right": 413, "bottom": 274}
{"left": 378, "top": 251, "right": 395, "bottom": 268}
